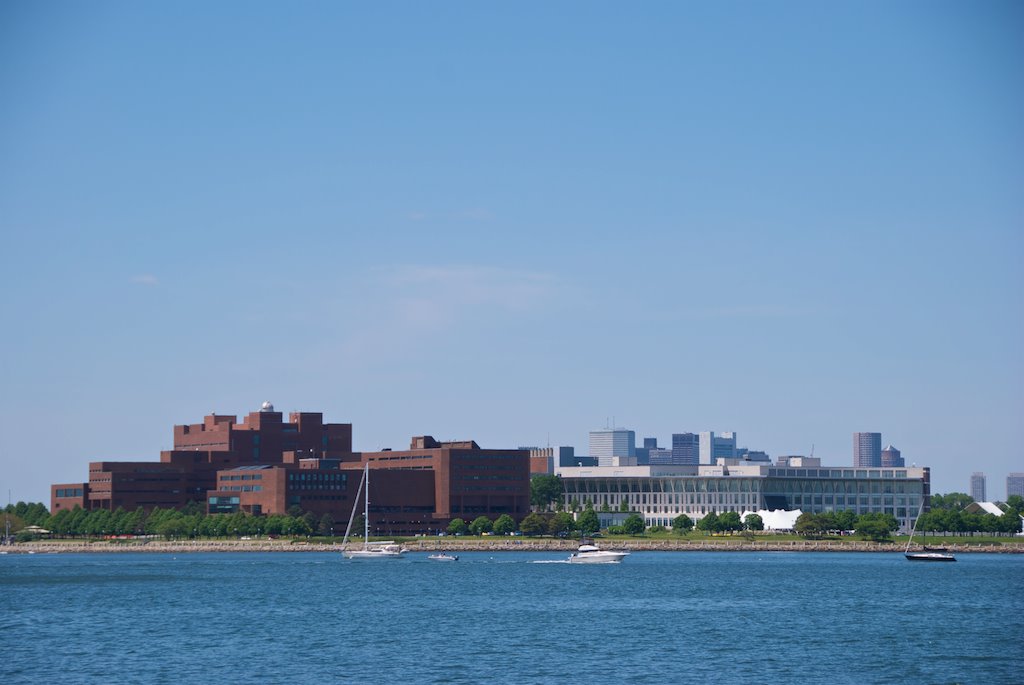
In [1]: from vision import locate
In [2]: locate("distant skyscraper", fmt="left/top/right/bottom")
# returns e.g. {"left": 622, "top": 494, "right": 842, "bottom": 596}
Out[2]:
{"left": 737, "top": 449, "right": 771, "bottom": 463}
{"left": 1007, "top": 473, "right": 1024, "bottom": 498}
{"left": 648, "top": 448, "right": 674, "bottom": 465}
{"left": 699, "top": 432, "right": 737, "bottom": 465}
{"left": 589, "top": 429, "right": 636, "bottom": 465}
{"left": 636, "top": 438, "right": 658, "bottom": 465}
{"left": 671, "top": 433, "right": 700, "bottom": 466}
{"left": 881, "top": 445, "right": 904, "bottom": 467}
{"left": 853, "top": 432, "right": 882, "bottom": 467}
{"left": 970, "top": 472, "right": 987, "bottom": 502}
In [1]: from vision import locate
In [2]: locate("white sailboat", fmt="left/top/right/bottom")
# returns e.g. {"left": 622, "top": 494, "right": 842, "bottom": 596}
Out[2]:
{"left": 341, "top": 462, "right": 406, "bottom": 560}
{"left": 904, "top": 499, "right": 955, "bottom": 562}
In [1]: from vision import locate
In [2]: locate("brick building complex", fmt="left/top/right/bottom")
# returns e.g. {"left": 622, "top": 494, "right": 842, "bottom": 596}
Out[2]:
{"left": 206, "top": 435, "right": 530, "bottom": 536}
{"left": 51, "top": 404, "right": 530, "bottom": 536}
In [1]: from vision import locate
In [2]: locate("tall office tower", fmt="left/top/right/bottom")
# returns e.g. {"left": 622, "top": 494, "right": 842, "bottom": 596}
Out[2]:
{"left": 881, "top": 445, "right": 904, "bottom": 467}
{"left": 699, "top": 432, "right": 737, "bottom": 465}
{"left": 589, "top": 429, "right": 636, "bottom": 465}
{"left": 671, "top": 433, "right": 700, "bottom": 465}
{"left": 1007, "top": 473, "right": 1024, "bottom": 498}
{"left": 853, "top": 432, "right": 882, "bottom": 467}
{"left": 636, "top": 438, "right": 657, "bottom": 465}
{"left": 970, "top": 472, "right": 987, "bottom": 502}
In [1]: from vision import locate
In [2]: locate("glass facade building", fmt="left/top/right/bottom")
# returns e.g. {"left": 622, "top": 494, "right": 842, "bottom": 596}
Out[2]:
{"left": 558, "top": 463, "right": 930, "bottom": 531}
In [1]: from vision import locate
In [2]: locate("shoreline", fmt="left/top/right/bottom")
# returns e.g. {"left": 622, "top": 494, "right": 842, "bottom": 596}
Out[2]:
{"left": 4, "top": 538, "right": 1022, "bottom": 554}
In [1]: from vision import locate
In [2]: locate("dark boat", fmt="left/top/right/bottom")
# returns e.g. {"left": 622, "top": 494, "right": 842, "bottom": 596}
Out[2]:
{"left": 904, "top": 502, "right": 956, "bottom": 562}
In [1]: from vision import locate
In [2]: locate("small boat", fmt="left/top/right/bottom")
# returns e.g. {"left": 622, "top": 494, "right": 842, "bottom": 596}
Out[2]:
{"left": 341, "top": 463, "right": 407, "bottom": 560}
{"left": 428, "top": 552, "right": 459, "bottom": 562}
{"left": 568, "top": 543, "right": 629, "bottom": 564}
{"left": 905, "top": 550, "right": 956, "bottom": 562}
{"left": 904, "top": 501, "right": 955, "bottom": 562}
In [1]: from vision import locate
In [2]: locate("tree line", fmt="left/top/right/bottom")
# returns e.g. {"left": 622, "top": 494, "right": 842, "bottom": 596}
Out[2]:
{"left": 3, "top": 502, "right": 337, "bottom": 541}
{"left": 8, "top": 491, "right": 1021, "bottom": 542}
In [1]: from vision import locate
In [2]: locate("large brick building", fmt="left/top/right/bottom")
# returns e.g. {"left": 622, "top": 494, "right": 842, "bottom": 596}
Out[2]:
{"left": 205, "top": 435, "right": 531, "bottom": 536}
{"left": 51, "top": 404, "right": 530, "bottom": 535}
{"left": 52, "top": 402, "right": 353, "bottom": 513}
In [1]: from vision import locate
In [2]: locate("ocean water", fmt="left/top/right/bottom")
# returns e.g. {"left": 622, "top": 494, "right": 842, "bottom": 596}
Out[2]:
{"left": 2, "top": 551, "right": 1022, "bottom": 684}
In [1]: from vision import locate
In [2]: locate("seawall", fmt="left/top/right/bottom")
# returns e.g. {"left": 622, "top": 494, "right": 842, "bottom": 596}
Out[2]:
{"left": 3, "top": 538, "right": 1022, "bottom": 554}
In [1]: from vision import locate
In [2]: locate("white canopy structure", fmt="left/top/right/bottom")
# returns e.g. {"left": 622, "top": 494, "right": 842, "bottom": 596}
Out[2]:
{"left": 742, "top": 509, "right": 802, "bottom": 532}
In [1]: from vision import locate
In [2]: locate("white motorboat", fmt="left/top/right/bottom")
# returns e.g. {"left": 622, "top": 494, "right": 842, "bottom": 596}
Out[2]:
{"left": 428, "top": 552, "right": 459, "bottom": 562}
{"left": 341, "top": 463, "right": 407, "bottom": 560}
{"left": 568, "top": 543, "right": 629, "bottom": 564}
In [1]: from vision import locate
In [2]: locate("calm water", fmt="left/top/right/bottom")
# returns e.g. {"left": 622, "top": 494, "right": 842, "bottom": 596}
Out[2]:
{"left": 2, "top": 551, "right": 1022, "bottom": 684}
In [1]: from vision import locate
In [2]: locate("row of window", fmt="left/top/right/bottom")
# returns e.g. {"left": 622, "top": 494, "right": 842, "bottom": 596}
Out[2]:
{"left": 221, "top": 485, "right": 263, "bottom": 492}
{"left": 768, "top": 468, "right": 908, "bottom": 479}
{"left": 55, "top": 488, "right": 84, "bottom": 498}
{"left": 766, "top": 480, "right": 920, "bottom": 495}
{"left": 288, "top": 473, "right": 348, "bottom": 481}
{"left": 221, "top": 474, "right": 263, "bottom": 481}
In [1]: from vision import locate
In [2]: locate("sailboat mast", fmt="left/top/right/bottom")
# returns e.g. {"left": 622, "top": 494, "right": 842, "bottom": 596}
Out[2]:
{"left": 906, "top": 498, "right": 925, "bottom": 554}
{"left": 364, "top": 462, "right": 370, "bottom": 545}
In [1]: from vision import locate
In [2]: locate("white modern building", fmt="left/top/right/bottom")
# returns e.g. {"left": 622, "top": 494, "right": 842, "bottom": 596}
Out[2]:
{"left": 589, "top": 428, "right": 635, "bottom": 466}
{"left": 699, "top": 431, "right": 737, "bottom": 465}
{"left": 556, "top": 462, "right": 931, "bottom": 531}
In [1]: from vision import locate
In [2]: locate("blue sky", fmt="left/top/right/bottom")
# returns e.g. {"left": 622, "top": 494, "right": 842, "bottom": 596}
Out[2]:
{"left": 1, "top": 1, "right": 1021, "bottom": 503}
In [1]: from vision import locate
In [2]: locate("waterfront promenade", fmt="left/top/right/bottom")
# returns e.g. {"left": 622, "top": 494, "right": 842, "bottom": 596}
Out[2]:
{"left": 4, "top": 538, "right": 1022, "bottom": 554}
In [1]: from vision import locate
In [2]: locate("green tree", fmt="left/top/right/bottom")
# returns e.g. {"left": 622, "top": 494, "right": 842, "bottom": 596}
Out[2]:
{"left": 47, "top": 509, "right": 71, "bottom": 536}
{"left": 265, "top": 515, "right": 287, "bottom": 536}
{"left": 317, "top": 513, "right": 335, "bottom": 537}
{"left": 493, "top": 514, "right": 517, "bottom": 535}
{"left": 618, "top": 499, "right": 631, "bottom": 513}
{"left": 469, "top": 516, "right": 494, "bottom": 536}
{"left": 856, "top": 512, "right": 898, "bottom": 541}
{"left": 157, "top": 517, "right": 188, "bottom": 539}
{"left": 999, "top": 509, "right": 1023, "bottom": 535}
{"left": 833, "top": 510, "right": 858, "bottom": 532}
{"left": 930, "top": 493, "right": 974, "bottom": 510}
{"left": 577, "top": 509, "right": 600, "bottom": 536}
{"left": 548, "top": 512, "right": 576, "bottom": 537}
{"left": 301, "top": 511, "right": 318, "bottom": 534}
{"left": 284, "top": 516, "right": 312, "bottom": 536}
{"left": 718, "top": 511, "right": 743, "bottom": 532}
{"left": 696, "top": 511, "right": 719, "bottom": 534}
{"left": 519, "top": 513, "right": 548, "bottom": 537}
{"left": 622, "top": 513, "right": 646, "bottom": 536}
{"left": 447, "top": 518, "right": 468, "bottom": 536}
{"left": 795, "top": 512, "right": 825, "bottom": 539}
{"left": 743, "top": 513, "right": 764, "bottom": 531}
{"left": 1006, "top": 495, "right": 1024, "bottom": 513}
{"left": 672, "top": 514, "right": 694, "bottom": 534}
{"left": 530, "top": 475, "right": 563, "bottom": 511}
{"left": 814, "top": 512, "right": 837, "bottom": 533}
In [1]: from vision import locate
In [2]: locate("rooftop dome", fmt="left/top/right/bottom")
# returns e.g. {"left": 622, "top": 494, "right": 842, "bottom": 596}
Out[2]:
{"left": 260, "top": 401, "right": 275, "bottom": 413}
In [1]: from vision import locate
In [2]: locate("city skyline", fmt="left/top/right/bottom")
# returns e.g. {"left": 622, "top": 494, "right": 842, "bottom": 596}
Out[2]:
{"left": 1, "top": 3, "right": 1022, "bottom": 504}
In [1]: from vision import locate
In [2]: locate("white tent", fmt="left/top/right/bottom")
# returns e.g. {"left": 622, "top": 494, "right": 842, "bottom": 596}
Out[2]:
{"left": 742, "top": 509, "right": 802, "bottom": 532}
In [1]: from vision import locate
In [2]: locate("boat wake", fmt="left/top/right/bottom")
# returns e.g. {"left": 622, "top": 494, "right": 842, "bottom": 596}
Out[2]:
{"left": 530, "top": 559, "right": 571, "bottom": 564}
